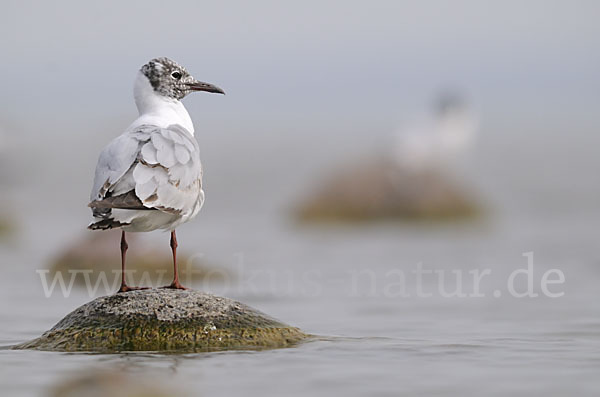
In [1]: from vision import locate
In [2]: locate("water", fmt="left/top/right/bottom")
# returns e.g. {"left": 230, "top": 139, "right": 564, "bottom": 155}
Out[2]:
{"left": 1, "top": 111, "right": 599, "bottom": 396}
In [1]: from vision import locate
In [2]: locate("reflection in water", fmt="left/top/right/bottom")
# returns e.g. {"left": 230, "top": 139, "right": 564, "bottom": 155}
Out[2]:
{"left": 49, "top": 368, "right": 187, "bottom": 397}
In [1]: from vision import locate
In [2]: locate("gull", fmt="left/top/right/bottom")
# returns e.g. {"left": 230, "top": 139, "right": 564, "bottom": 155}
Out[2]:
{"left": 393, "top": 94, "right": 478, "bottom": 172}
{"left": 88, "top": 57, "right": 224, "bottom": 292}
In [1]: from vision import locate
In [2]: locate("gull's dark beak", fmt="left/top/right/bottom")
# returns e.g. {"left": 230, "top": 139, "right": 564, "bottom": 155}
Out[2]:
{"left": 185, "top": 80, "right": 225, "bottom": 95}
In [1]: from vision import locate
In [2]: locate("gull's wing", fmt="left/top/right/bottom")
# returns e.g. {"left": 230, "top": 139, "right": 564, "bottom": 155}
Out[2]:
{"left": 90, "top": 132, "right": 142, "bottom": 202}
{"left": 89, "top": 124, "right": 203, "bottom": 218}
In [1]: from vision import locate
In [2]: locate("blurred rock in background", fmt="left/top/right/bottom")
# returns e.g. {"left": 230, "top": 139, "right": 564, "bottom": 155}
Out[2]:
{"left": 0, "top": 121, "right": 17, "bottom": 240}
{"left": 296, "top": 93, "right": 485, "bottom": 223}
{"left": 296, "top": 157, "right": 482, "bottom": 222}
{"left": 47, "top": 229, "right": 230, "bottom": 288}
{"left": 0, "top": 217, "right": 14, "bottom": 240}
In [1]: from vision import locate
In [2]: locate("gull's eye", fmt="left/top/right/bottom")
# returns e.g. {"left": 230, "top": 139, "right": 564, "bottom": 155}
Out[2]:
{"left": 171, "top": 71, "right": 182, "bottom": 80}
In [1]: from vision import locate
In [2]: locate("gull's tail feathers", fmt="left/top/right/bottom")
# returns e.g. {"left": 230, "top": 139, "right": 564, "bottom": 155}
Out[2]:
{"left": 88, "top": 190, "right": 155, "bottom": 230}
{"left": 88, "top": 219, "right": 130, "bottom": 230}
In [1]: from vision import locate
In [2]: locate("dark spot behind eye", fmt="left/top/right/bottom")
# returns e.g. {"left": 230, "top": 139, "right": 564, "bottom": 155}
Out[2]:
{"left": 171, "top": 71, "right": 182, "bottom": 80}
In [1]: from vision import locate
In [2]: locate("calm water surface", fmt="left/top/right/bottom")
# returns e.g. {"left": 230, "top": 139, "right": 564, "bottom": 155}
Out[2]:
{"left": 1, "top": 114, "right": 599, "bottom": 396}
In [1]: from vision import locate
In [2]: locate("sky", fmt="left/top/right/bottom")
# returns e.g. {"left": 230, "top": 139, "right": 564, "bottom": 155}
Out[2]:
{"left": 0, "top": 0, "right": 598, "bottom": 124}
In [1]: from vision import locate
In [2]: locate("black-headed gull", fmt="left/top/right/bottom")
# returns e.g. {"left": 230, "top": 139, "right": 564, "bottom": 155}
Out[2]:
{"left": 393, "top": 94, "right": 478, "bottom": 172}
{"left": 88, "top": 57, "right": 224, "bottom": 292}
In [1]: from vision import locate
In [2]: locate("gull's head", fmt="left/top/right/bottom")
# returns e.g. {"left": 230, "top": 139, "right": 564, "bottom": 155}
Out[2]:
{"left": 139, "top": 57, "right": 225, "bottom": 101}
{"left": 435, "top": 93, "right": 466, "bottom": 118}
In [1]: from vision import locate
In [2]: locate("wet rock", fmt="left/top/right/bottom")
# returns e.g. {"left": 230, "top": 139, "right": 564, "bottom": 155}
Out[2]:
{"left": 48, "top": 230, "right": 229, "bottom": 288}
{"left": 15, "top": 289, "right": 307, "bottom": 352}
{"left": 296, "top": 158, "right": 483, "bottom": 223}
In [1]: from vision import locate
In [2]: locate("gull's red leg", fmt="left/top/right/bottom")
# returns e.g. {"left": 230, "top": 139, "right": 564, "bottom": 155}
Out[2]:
{"left": 117, "top": 230, "right": 148, "bottom": 293}
{"left": 162, "top": 230, "right": 187, "bottom": 289}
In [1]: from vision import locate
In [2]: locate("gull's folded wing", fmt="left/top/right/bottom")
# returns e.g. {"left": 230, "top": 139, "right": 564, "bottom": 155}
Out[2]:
{"left": 89, "top": 124, "right": 203, "bottom": 218}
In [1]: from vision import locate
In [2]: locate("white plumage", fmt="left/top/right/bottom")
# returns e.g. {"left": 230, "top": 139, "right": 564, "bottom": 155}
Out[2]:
{"left": 393, "top": 96, "right": 478, "bottom": 172}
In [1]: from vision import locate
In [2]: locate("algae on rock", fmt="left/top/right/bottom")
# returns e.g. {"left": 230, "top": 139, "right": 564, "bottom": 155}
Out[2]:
{"left": 16, "top": 289, "right": 307, "bottom": 353}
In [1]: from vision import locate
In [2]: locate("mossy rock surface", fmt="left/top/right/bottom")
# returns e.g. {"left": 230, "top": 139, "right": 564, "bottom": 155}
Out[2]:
{"left": 15, "top": 289, "right": 307, "bottom": 353}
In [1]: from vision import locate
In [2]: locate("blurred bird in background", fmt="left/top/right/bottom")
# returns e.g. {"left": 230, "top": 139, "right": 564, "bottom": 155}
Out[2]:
{"left": 296, "top": 92, "right": 483, "bottom": 222}
{"left": 392, "top": 93, "right": 478, "bottom": 173}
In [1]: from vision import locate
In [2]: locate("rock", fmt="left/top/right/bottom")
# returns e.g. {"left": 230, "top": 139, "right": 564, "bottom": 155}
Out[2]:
{"left": 0, "top": 216, "right": 13, "bottom": 239}
{"left": 15, "top": 289, "right": 307, "bottom": 352}
{"left": 296, "top": 157, "right": 483, "bottom": 223}
{"left": 48, "top": 230, "right": 229, "bottom": 288}
{"left": 0, "top": 205, "right": 16, "bottom": 240}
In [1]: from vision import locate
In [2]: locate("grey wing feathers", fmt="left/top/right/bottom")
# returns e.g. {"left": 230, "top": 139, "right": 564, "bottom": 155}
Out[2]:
{"left": 89, "top": 124, "right": 203, "bottom": 218}
{"left": 90, "top": 133, "right": 141, "bottom": 201}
